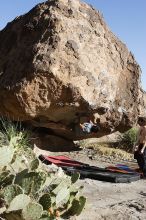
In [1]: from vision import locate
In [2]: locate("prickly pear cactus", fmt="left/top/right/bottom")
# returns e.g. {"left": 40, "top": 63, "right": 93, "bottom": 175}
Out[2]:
{"left": 0, "top": 171, "right": 10, "bottom": 186}
{"left": 2, "top": 212, "right": 22, "bottom": 220}
{"left": 0, "top": 171, "right": 14, "bottom": 188}
{"left": 10, "top": 155, "right": 29, "bottom": 173}
{"left": 56, "top": 186, "right": 70, "bottom": 206}
{"left": 52, "top": 178, "right": 70, "bottom": 195}
{"left": 39, "top": 193, "right": 51, "bottom": 210}
{"left": 30, "top": 158, "right": 39, "bottom": 170}
{"left": 71, "top": 172, "right": 80, "bottom": 184}
{"left": 15, "top": 171, "right": 46, "bottom": 196}
{"left": 22, "top": 202, "right": 43, "bottom": 220}
{"left": 0, "top": 120, "right": 86, "bottom": 219}
{"left": 63, "top": 196, "right": 86, "bottom": 217}
{"left": 2, "top": 184, "right": 23, "bottom": 205}
{"left": 76, "top": 196, "right": 86, "bottom": 216}
{"left": 7, "top": 194, "right": 30, "bottom": 212}
{"left": 0, "top": 145, "right": 14, "bottom": 168}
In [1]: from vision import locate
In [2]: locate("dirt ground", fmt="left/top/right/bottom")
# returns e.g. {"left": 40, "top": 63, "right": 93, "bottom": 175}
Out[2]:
{"left": 34, "top": 145, "right": 146, "bottom": 220}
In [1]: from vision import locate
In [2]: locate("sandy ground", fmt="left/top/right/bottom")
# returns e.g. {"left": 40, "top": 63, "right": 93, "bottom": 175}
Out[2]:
{"left": 76, "top": 178, "right": 146, "bottom": 220}
{"left": 66, "top": 150, "right": 146, "bottom": 220}
{"left": 35, "top": 146, "right": 146, "bottom": 220}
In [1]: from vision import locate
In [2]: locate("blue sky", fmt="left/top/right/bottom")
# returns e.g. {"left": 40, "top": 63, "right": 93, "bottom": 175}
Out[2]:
{"left": 0, "top": 0, "right": 145, "bottom": 90}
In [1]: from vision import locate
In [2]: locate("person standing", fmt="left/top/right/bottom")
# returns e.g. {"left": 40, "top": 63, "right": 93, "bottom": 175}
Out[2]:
{"left": 133, "top": 117, "right": 146, "bottom": 177}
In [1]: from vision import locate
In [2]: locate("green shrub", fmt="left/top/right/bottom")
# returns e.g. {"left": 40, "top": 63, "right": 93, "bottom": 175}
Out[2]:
{"left": 0, "top": 118, "right": 30, "bottom": 150}
{"left": 118, "top": 128, "right": 138, "bottom": 152}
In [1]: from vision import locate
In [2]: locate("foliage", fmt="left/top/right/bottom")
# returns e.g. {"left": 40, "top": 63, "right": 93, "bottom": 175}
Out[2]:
{"left": 0, "top": 119, "right": 86, "bottom": 220}
{"left": 118, "top": 128, "right": 138, "bottom": 152}
{"left": 0, "top": 118, "right": 31, "bottom": 150}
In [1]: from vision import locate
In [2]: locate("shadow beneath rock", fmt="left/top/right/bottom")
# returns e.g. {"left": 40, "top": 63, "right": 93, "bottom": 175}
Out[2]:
{"left": 31, "top": 127, "right": 82, "bottom": 152}
{"left": 36, "top": 141, "right": 82, "bottom": 152}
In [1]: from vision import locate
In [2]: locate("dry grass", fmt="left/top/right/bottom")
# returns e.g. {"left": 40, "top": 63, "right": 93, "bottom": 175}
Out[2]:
{"left": 95, "top": 144, "right": 133, "bottom": 161}
{"left": 79, "top": 140, "right": 133, "bottom": 161}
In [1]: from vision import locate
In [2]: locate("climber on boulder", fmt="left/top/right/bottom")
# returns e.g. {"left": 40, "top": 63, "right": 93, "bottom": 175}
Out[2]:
{"left": 80, "top": 119, "right": 100, "bottom": 134}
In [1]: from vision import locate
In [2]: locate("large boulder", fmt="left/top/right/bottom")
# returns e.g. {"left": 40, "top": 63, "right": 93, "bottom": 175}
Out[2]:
{"left": 0, "top": 0, "right": 145, "bottom": 141}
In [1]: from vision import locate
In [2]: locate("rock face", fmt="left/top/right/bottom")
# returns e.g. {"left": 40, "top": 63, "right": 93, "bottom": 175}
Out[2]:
{"left": 0, "top": 0, "right": 145, "bottom": 142}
